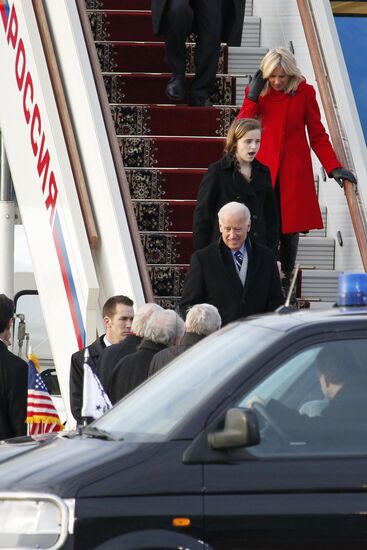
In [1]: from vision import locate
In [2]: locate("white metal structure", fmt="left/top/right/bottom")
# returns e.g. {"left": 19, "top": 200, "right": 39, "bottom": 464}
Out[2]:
{"left": 0, "top": 0, "right": 145, "bottom": 427}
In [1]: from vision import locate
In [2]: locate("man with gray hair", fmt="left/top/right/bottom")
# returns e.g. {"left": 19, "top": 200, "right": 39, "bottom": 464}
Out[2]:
{"left": 97, "top": 302, "right": 162, "bottom": 399}
{"left": 149, "top": 303, "right": 221, "bottom": 376}
{"left": 180, "top": 201, "right": 283, "bottom": 325}
{"left": 110, "top": 309, "right": 185, "bottom": 404}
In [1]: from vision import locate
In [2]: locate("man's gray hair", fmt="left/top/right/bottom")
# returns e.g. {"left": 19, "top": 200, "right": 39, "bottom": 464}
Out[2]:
{"left": 218, "top": 201, "right": 251, "bottom": 223}
{"left": 144, "top": 309, "right": 185, "bottom": 346}
{"left": 131, "top": 302, "right": 163, "bottom": 337}
{"left": 186, "top": 304, "right": 222, "bottom": 336}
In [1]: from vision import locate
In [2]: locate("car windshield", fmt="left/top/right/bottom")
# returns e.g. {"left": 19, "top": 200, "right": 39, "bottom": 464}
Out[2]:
{"left": 93, "top": 323, "right": 280, "bottom": 441}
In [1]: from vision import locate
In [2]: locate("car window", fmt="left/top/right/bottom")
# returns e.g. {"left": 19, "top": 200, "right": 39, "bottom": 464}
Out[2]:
{"left": 93, "top": 324, "right": 281, "bottom": 441}
{"left": 238, "top": 338, "right": 367, "bottom": 456}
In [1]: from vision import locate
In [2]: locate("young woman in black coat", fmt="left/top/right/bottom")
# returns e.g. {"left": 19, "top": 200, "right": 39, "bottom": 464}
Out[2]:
{"left": 192, "top": 118, "right": 278, "bottom": 252}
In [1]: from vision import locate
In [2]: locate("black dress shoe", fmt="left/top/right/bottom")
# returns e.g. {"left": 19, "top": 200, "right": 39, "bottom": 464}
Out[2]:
{"left": 187, "top": 96, "right": 213, "bottom": 107}
{"left": 165, "top": 75, "right": 185, "bottom": 101}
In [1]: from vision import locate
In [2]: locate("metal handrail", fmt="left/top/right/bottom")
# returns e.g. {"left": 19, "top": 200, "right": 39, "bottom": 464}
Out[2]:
{"left": 297, "top": 0, "right": 367, "bottom": 271}
{"left": 32, "top": 0, "right": 99, "bottom": 249}
{"left": 75, "top": 0, "right": 154, "bottom": 301}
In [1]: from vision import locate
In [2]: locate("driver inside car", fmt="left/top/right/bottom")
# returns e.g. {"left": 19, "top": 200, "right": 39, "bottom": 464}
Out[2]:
{"left": 247, "top": 346, "right": 367, "bottom": 447}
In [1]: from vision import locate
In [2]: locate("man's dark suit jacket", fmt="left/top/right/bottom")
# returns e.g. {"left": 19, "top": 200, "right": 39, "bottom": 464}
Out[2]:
{"left": 151, "top": 0, "right": 245, "bottom": 47}
{"left": 149, "top": 332, "right": 204, "bottom": 376}
{"left": 0, "top": 340, "right": 28, "bottom": 440}
{"left": 180, "top": 239, "right": 283, "bottom": 326}
{"left": 110, "top": 340, "right": 167, "bottom": 405}
{"left": 96, "top": 334, "right": 142, "bottom": 400}
{"left": 69, "top": 335, "right": 106, "bottom": 425}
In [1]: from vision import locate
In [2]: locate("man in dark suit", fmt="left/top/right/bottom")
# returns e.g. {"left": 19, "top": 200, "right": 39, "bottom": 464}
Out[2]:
{"left": 151, "top": 0, "right": 246, "bottom": 106}
{"left": 0, "top": 294, "right": 28, "bottom": 440}
{"left": 180, "top": 202, "right": 283, "bottom": 325}
{"left": 69, "top": 295, "right": 134, "bottom": 425}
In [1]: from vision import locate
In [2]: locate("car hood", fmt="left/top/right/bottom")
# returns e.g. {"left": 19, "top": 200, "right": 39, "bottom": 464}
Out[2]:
{"left": 0, "top": 431, "right": 160, "bottom": 497}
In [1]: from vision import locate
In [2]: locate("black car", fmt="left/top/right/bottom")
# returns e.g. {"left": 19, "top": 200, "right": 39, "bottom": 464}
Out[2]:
{"left": 1, "top": 306, "right": 367, "bottom": 549}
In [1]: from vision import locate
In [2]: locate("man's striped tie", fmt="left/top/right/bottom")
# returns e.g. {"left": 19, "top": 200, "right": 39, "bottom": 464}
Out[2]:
{"left": 234, "top": 250, "right": 243, "bottom": 271}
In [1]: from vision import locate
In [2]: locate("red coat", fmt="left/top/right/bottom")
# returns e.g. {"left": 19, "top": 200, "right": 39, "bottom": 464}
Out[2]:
{"left": 237, "top": 80, "right": 341, "bottom": 233}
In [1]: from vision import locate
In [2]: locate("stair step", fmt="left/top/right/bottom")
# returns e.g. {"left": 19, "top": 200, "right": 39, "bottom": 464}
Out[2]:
{"left": 103, "top": 73, "right": 236, "bottom": 106}
{"left": 297, "top": 237, "right": 335, "bottom": 270}
{"left": 148, "top": 265, "right": 188, "bottom": 299}
{"left": 88, "top": 11, "right": 158, "bottom": 43}
{"left": 95, "top": 42, "right": 228, "bottom": 74}
{"left": 228, "top": 46, "right": 268, "bottom": 75}
{"left": 300, "top": 270, "right": 339, "bottom": 302}
{"left": 88, "top": 9, "right": 260, "bottom": 48}
{"left": 86, "top": 0, "right": 151, "bottom": 9}
{"left": 126, "top": 168, "right": 205, "bottom": 200}
{"left": 119, "top": 136, "right": 224, "bottom": 169}
{"left": 140, "top": 233, "right": 192, "bottom": 265}
{"left": 112, "top": 104, "right": 239, "bottom": 137}
{"left": 308, "top": 206, "right": 327, "bottom": 236}
{"left": 241, "top": 17, "right": 261, "bottom": 48}
{"left": 133, "top": 201, "right": 195, "bottom": 232}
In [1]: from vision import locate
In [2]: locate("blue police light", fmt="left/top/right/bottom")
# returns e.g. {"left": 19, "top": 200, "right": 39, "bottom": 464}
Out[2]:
{"left": 337, "top": 272, "right": 367, "bottom": 306}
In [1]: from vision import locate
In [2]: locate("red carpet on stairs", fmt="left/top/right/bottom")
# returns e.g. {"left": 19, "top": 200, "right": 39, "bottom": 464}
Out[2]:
{"left": 95, "top": 42, "right": 228, "bottom": 74}
{"left": 111, "top": 105, "right": 238, "bottom": 137}
{"left": 86, "top": 0, "right": 240, "bottom": 306}
{"left": 89, "top": 11, "right": 161, "bottom": 42}
{"left": 104, "top": 74, "right": 236, "bottom": 106}
{"left": 125, "top": 169, "right": 206, "bottom": 200}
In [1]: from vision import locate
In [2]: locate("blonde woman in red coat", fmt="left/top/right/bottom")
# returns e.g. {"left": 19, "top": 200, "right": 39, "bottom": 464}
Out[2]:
{"left": 237, "top": 47, "right": 356, "bottom": 287}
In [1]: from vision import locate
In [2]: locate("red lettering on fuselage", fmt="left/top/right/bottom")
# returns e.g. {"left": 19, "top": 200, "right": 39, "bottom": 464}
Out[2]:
{"left": 15, "top": 37, "right": 25, "bottom": 90}
{"left": 23, "top": 71, "right": 33, "bottom": 124}
{"left": 3, "top": 2, "right": 59, "bottom": 226}
{"left": 6, "top": 5, "right": 17, "bottom": 49}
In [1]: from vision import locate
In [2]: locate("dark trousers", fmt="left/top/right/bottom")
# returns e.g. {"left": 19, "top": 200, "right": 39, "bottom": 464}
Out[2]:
{"left": 274, "top": 180, "right": 299, "bottom": 278}
{"left": 164, "top": 0, "right": 222, "bottom": 99}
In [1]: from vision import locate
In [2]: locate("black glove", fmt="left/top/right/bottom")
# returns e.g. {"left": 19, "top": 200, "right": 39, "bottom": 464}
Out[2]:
{"left": 247, "top": 70, "right": 266, "bottom": 102}
{"left": 329, "top": 167, "right": 357, "bottom": 188}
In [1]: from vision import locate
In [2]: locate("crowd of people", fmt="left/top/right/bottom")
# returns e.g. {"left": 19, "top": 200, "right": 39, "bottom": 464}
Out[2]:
{"left": 0, "top": 7, "right": 358, "bottom": 436}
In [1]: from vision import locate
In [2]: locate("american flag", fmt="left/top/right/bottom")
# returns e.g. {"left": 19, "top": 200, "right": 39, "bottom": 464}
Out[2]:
{"left": 26, "top": 354, "right": 64, "bottom": 435}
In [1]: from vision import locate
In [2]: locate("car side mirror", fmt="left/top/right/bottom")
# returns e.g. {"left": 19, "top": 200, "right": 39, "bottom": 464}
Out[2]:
{"left": 208, "top": 408, "right": 260, "bottom": 450}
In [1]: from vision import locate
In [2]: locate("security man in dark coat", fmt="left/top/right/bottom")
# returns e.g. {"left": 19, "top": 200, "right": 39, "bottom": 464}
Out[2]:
{"left": 69, "top": 295, "right": 134, "bottom": 425}
{"left": 0, "top": 294, "right": 28, "bottom": 440}
{"left": 151, "top": 0, "right": 246, "bottom": 106}
{"left": 180, "top": 202, "right": 283, "bottom": 325}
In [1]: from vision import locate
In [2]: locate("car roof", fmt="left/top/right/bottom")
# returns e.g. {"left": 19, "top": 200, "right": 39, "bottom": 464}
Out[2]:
{"left": 233, "top": 306, "right": 367, "bottom": 334}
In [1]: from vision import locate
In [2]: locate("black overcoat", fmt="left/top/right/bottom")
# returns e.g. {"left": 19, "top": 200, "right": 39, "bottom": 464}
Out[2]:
{"left": 180, "top": 239, "right": 283, "bottom": 326}
{"left": 96, "top": 334, "right": 142, "bottom": 398}
{"left": 192, "top": 155, "right": 278, "bottom": 252}
{"left": 110, "top": 340, "right": 167, "bottom": 404}
{"left": 69, "top": 335, "right": 106, "bottom": 424}
{"left": 0, "top": 341, "right": 28, "bottom": 440}
{"left": 148, "top": 332, "right": 204, "bottom": 376}
{"left": 151, "top": 0, "right": 246, "bottom": 46}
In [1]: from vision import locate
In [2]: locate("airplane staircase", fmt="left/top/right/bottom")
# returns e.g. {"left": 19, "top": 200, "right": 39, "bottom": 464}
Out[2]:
{"left": 84, "top": 0, "right": 345, "bottom": 309}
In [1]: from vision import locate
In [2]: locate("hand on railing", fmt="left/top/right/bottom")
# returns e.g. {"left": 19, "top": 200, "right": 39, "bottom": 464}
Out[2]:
{"left": 329, "top": 167, "right": 357, "bottom": 188}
